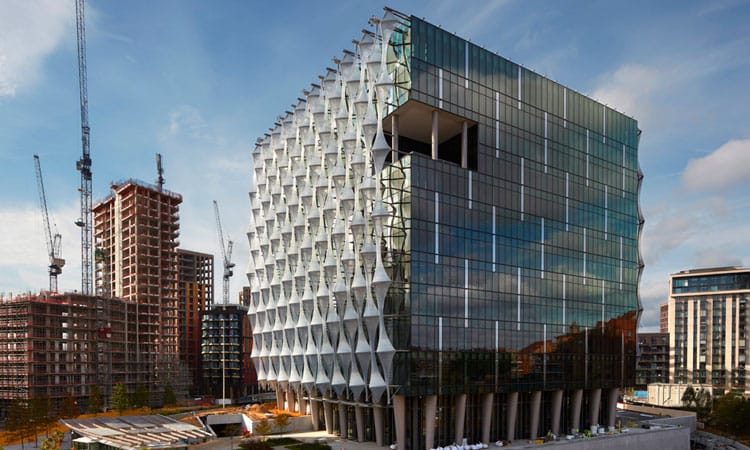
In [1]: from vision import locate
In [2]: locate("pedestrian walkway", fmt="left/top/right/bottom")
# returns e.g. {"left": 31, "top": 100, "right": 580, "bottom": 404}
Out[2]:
{"left": 189, "top": 431, "right": 386, "bottom": 450}
{"left": 281, "top": 430, "right": 385, "bottom": 450}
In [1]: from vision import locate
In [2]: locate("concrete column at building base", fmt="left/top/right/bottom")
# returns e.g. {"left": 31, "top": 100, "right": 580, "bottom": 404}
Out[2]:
{"left": 276, "top": 387, "right": 285, "bottom": 412}
{"left": 589, "top": 388, "right": 602, "bottom": 428}
{"left": 551, "top": 389, "right": 563, "bottom": 435}
{"left": 323, "top": 398, "right": 334, "bottom": 434}
{"left": 355, "top": 405, "right": 365, "bottom": 442}
{"left": 373, "top": 405, "right": 384, "bottom": 447}
{"left": 607, "top": 388, "right": 620, "bottom": 428}
{"left": 299, "top": 393, "right": 307, "bottom": 416}
{"left": 571, "top": 389, "right": 583, "bottom": 433}
{"left": 310, "top": 398, "right": 320, "bottom": 430}
{"left": 287, "top": 389, "right": 296, "bottom": 413}
{"left": 507, "top": 392, "right": 519, "bottom": 442}
{"left": 394, "top": 395, "right": 406, "bottom": 450}
{"left": 481, "top": 393, "right": 494, "bottom": 444}
{"left": 424, "top": 395, "right": 438, "bottom": 450}
{"left": 455, "top": 393, "right": 467, "bottom": 444}
{"left": 339, "top": 401, "right": 347, "bottom": 437}
{"left": 529, "top": 391, "right": 542, "bottom": 439}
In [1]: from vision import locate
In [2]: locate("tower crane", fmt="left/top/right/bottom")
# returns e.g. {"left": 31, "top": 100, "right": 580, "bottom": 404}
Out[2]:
{"left": 34, "top": 155, "right": 65, "bottom": 292}
{"left": 75, "top": 0, "right": 93, "bottom": 295}
{"left": 214, "top": 200, "right": 235, "bottom": 305}
{"left": 156, "top": 153, "right": 165, "bottom": 191}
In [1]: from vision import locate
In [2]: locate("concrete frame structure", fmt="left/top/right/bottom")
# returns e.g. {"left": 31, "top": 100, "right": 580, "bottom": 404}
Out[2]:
{"left": 247, "top": 8, "right": 641, "bottom": 449}
{"left": 177, "top": 249, "right": 214, "bottom": 394}
{"left": 0, "top": 292, "right": 153, "bottom": 418}
{"left": 93, "top": 179, "right": 183, "bottom": 399}
{"left": 664, "top": 267, "right": 749, "bottom": 394}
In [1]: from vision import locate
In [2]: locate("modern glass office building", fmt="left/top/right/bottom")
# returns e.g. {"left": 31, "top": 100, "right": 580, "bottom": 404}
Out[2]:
{"left": 247, "top": 8, "right": 642, "bottom": 449}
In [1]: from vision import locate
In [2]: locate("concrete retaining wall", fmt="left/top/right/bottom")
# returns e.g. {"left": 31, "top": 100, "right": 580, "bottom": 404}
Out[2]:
{"left": 247, "top": 415, "right": 313, "bottom": 435}
{"left": 513, "top": 426, "right": 690, "bottom": 450}
{"left": 621, "top": 402, "right": 697, "bottom": 432}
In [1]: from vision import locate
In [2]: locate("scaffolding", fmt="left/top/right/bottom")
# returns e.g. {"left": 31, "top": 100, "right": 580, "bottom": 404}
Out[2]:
{"left": 0, "top": 290, "right": 194, "bottom": 419}
{"left": 0, "top": 292, "right": 129, "bottom": 417}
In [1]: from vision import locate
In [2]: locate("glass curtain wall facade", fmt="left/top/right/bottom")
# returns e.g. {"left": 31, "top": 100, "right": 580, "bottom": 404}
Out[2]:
{"left": 201, "top": 304, "right": 254, "bottom": 400}
{"left": 247, "top": 8, "right": 642, "bottom": 449}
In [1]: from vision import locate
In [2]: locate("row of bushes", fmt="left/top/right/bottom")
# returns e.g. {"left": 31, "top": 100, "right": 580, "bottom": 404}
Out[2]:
{"left": 239, "top": 437, "right": 331, "bottom": 450}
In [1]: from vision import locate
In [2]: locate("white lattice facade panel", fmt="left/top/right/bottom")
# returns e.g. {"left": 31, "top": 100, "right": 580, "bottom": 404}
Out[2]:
{"left": 247, "top": 11, "right": 402, "bottom": 404}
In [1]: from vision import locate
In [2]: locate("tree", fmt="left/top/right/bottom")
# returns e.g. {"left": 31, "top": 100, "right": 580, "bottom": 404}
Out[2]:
{"left": 694, "top": 388, "right": 712, "bottom": 421}
{"left": 682, "top": 386, "right": 712, "bottom": 421}
{"left": 88, "top": 385, "right": 103, "bottom": 414}
{"left": 253, "top": 419, "right": 272, "bottom": 440}
{"left": 40, "top": 431, "right": 65, "bottom": 450}
{"left": 7, "top": 399, "right": 30, "bottom": 438}
{"left": 273, "top": 413, "right": 291, "bottom": 437}
{"left": 712, "top": 394, "right": 750, "bottom": 435}
{"left": 133, "top": 384, "right": 149, "bottom": 409}
{"left": 60, "top": 391, "right": 79, "bottom": 418}
{"left": 681, "top": 386, "right": 696, "bottom": 409}
{"left": 111, "top": 383, "right": 129, "bottom": 414}
{"left": 29, "top": 395, "right": 52, "bottom": 439}
{"left": 163, "top": 382, "right": 177, "bottom": 407}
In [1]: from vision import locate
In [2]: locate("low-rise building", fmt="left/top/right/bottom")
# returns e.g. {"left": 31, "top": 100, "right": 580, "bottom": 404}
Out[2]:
{"left": 62, "top": 414, "right": 212, "bottom": 450}
{"left": 636, "top": 332, "right": 669, "bottom": 388}
{"left": 201, "top": 302, "right": 255, "bottom": 401}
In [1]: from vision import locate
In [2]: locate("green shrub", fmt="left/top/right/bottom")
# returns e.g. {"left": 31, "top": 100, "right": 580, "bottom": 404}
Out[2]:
{"left": 238, "top": 439, "right": 272, "bottom": 450}
{"left": 266, "top": 438, "right": 299, "bottom": 446}
{"left": 286, "top": 443, "right": 332, "bottom": 450}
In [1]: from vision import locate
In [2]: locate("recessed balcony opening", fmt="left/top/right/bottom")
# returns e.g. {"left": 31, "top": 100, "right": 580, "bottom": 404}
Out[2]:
{"left": 383, "top": 99, "right": 478, "bottom": 170}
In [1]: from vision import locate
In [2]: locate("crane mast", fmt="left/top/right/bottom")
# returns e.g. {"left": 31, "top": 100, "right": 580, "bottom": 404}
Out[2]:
{"left": 213, "top": 200, "right": 235, "bottom": 305}
{"left": 75, "top": 0, "right": 93, "bottom": 295}
{"left": 34, "top": 155, "right": 65, "bottom": 292}
{"left": 156, "top": 153, "right": 164, "bottom": 191}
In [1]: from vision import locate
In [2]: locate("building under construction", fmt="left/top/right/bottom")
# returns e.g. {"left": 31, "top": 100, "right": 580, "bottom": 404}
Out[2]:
{"left": 177, "top": 249, "right": 214, "bottom": 395}
{"left": 0, "top": 292, "right": 132, "bottom": 418}
{"left": 93, "top": 179, "right": 183, "bottom": 399}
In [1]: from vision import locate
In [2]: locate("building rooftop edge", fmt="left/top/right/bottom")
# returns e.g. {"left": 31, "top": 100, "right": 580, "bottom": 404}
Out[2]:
{"left": 671, "top": 266, "right": 746, "bottom": 276}
{"left": 93, "top": 178, "right": 182, "bottom": 208}
{"left": 177, "top": 248, "right": 214, "bottom": 258}
{"left": 256, "top": 8, "right": 639, "bottom": 145}
{"left": 406, "top": 13, "right": 639, "bottom": 121}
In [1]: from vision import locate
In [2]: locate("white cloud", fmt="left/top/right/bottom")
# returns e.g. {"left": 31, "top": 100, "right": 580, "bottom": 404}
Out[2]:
{"left": 0, "top": 0, "right": 73, "bottom": 96}
{"left": 429, "top": 0, "right": 512, "bottom": 38}
{"left": 157, "top": 105, "right": 252, "bottom": 304}
{"left": 164, "top": 105, "right": 211, "bottom": 140}
{"left": 0, "top": 203, "right": 81, "bottom": 297}
{"left": 692, "top": 248, "right": 743, "bottom": 269}
{"left": 590, "top": 64, "right": 664, "bottom": 123}
{"left": 641, "top": 194, "right": 736, "bottom": 266}
{"left": 682, "top": 138, "right": 750, "bottom": 193}
{"left": 636, "top": 276, "right": 668, "bottom": 331}
{"left": 641, "top": 214, "right": 694, "bottom": 266}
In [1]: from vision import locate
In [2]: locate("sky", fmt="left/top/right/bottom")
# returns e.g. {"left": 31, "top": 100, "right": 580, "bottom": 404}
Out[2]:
{"left": 1, "top": 0, "right": 749, "bottom": 331}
